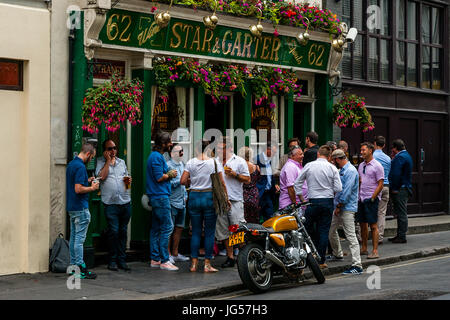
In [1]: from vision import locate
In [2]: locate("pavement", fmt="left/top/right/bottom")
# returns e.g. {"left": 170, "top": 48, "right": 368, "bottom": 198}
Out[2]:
{"left": 0, "top": 214, "right": 449, "bottom": 300}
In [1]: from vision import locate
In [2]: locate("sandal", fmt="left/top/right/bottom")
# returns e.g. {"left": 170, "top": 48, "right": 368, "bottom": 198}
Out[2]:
{"left": 367, "top": 253, "right": 379, "bottom": 259}
{"left": 204, "top": 264, "right": 218, "bottom": 273}
{"left": 190, "top": 259, "right": 198, "bottom": 272}
{"left": 360, "top": 250, "right": 369, "bottom": 255}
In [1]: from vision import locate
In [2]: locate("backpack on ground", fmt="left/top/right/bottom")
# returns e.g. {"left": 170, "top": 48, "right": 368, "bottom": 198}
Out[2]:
{"left": 49, "top": 233, "right": 70, "bottom": 273}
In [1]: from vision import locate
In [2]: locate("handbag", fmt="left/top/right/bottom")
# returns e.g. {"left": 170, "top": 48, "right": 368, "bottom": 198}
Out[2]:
{"left": 210, "top": 159, "right": 229, "bottom": 216}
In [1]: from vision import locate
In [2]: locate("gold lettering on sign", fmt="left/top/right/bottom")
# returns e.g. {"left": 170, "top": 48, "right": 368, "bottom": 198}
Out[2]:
{"left": 270, "top": 37, "right": 281, "bottom": 61}
{"left": 253, "top": 37, "right": 260, "bottom": 59}
{"left": 119, "top": 15, "right": 132, "bottom": 42}
{"left": 138, "top": 18, "right": 160, "bottom": 46}
{"left": 169, "top": 22, "right": 183, "bottom": 48}
{"left": 260, "top": 37, "right": 272, "bottom": 60}
{"left": 222, "top": 30, "right": 233, "bottom": 55}
{"left": 202, "top": 29, "right": 214, "bottom": 52}
{"left": 106, "top": 13, "right": 120, "bottom": 41}
{"left": 183, "top": 24, "right": 194, "bottom": 49}
{"left": 242, "top": 33, "right": 253, "bottom": 58}
{"left": 190, "top": 26, "right": 201, "bottom": 52}
{"left": 212, "top": 37, "right": 221, "bottom": 54}
{"left": 308, "top": 44, "right": 326, "bottom": 67}
{"left": 231, "top": 32, "right": 242, "bottom": 57}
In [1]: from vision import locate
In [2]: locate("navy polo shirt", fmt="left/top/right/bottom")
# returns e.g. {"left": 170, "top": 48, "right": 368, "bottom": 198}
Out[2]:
{"left": 66, "top": 156, "right": 89, "bottom": 211}
{"left": 146, "top": 151, "right": 171, "bottom": 200}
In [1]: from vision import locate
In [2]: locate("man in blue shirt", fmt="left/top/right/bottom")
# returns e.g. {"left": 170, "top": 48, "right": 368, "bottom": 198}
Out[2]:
{"left": 328, "top": 149, "right": 363, "bottom": 274}
{"left": 373, "top": 136, "right": 391, "bottom": 243}
{"left": 388, "top": 139, "right": 413, "bottom": 243}
{"left": 167, "top": 144, "right": 189, "bottom": 263}
{"left": 146, "top": 131, "right": 178, "bottom": 271}
{"left": 66, "top": 142, "right": 99, "bottom": 279}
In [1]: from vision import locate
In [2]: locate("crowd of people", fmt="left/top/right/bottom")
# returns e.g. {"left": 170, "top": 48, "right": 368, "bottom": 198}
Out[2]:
{"left": 65, "top": 130, "right": 413, "bottom": 278}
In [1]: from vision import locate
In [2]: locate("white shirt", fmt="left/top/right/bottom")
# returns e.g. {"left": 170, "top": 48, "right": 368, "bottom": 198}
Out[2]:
{"left": 184, "top": 158, "right": 222, "bottom": 190}
{"left": 294, "top": 158, "right": 342, "bottom": 199}
{"left": 217, "top": 154, "right": 250, "bottom": 202}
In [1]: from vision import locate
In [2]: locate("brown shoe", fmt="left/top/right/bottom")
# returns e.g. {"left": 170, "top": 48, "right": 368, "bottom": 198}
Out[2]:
{"left": 360, "top": 250, "right": 369, "bottom": 255}
{"left": 319, "top": 263, "right": 328, "bottom": 269}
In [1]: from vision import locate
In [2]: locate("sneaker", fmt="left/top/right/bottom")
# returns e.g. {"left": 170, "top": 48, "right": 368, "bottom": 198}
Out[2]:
{"left": 150, "top": 260, "right": 161, "bottom": 268}
{"left": 326, "top": 255, "right": 343, "bottom": 261}
{"left": 221, "top": 257, "right": 235, "bottom": 268}
{"left": 172, "top": 254, "right": 190, "bottom": 262}
{"left": 169, "top": 255, "right": 175, "bottom": 264}
{"left": 160, "top": 261, "right": 179, "bottom": 271}
{"left": 218, "top": 249, "right": 227, "bottom": 256}
{"left": 78, "top": 264, "right": 97, "bottom": 279}
{"left": 342, "top": 266, "right": 363, "bottom": 275}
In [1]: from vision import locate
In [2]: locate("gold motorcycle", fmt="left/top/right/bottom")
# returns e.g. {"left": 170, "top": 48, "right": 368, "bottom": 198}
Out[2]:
{"left": 228, "top": 202, "right": 325, "bottom": 293}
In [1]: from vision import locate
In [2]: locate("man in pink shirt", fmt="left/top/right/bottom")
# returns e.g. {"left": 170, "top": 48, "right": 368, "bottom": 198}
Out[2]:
{"left": 279, "top": 146, "right": 307, "bottom": 210}
{"left": 357, "top": 142, "right": 384, "bottom": 259}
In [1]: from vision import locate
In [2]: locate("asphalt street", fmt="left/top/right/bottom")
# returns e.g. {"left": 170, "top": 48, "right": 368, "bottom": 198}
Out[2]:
{"left": 205, "top": 254, "right": 450, "bottom": 300}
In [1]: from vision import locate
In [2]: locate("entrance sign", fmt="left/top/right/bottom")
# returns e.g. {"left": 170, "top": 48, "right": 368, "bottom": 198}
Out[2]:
{"left": 99, "top": 9, "right": 331, "bottom": 72}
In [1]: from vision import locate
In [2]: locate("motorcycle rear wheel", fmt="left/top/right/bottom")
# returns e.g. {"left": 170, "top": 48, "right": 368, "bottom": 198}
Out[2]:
{"left": 306, "top": 253, "right": 325, "bottom": 284}
{"left": 237, "top": 243, "right": 273, "bottom": 293}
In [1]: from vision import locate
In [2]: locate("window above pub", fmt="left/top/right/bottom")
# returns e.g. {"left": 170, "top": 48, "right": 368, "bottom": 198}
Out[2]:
{"left": 342, "top": 0, "right": 445, "bottom": 92}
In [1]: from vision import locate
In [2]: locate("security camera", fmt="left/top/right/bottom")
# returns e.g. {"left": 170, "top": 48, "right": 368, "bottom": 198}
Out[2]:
{"left": 346, "top": 27, "right": 358, "bottom": 43}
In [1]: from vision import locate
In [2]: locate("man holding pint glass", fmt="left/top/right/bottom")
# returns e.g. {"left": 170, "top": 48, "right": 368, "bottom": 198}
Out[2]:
{"left": 96, "top": 139, "right": 132, "bottom": 272}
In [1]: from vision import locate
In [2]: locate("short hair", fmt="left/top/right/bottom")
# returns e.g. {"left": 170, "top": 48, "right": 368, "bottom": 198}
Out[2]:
{"left": 238, "top": 146, "right": 253, "bottom": 162}
{"left": 288, "top": 146, "right": 302, "bottom": 158}
{"left": 374, "top": 136, "right": 386, "bottom": 148}
{"left": 361, "top": 142, "right": 375, "bottom": 153}
{"left": 81, "top": 142, "right": 96, "bottom": 155}
{"left": 306, "top": 131, "right": 318, "bottom": 144}
{"left": 338, "top": 140, "right": 348, "bottom": 150}
{"left": 318, "top": 145, "right": 332, "bottom": 158}
{"left": 194, "top": 140, "right": 211, "bottom": 155}
{"left": 326, "top": 141, "right": 337, "bottom": 149}
{"left": 392, "top": 139, "right": 406, "bottom": 151}
{"left": 154, "top": 131, "right": 171, "bottom": 150}
{"left": 287, "top": 137, "right": 301, "bottom": 147}
{"left": 102, "top": 139, "right": 114, "bottom": 151}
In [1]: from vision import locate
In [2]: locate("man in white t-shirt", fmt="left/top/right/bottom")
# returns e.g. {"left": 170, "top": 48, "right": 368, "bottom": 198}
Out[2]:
{"left": 216, "top": 137, "right": 250, "bottom": 268}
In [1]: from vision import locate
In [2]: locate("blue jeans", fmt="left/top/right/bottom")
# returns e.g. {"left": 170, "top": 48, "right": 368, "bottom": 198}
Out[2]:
{"left": 188, "top": 191, "right": 217, "bottom": 259}
{"left": 149, "top": 196, "right": 174, "bottom": 263}
{"left": 259, "top": 191, "right": 274, "bottom": 222}
{"left": 303, "top": 198, "right": 334, "bottom": 264}
{"left": 104, "top": 203, "right": 131, "bottom": 264}
{"left": 68, "top": 208, "right": 91, "bottom": 266}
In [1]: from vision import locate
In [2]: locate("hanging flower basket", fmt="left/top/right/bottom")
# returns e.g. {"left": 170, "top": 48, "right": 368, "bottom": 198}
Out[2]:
{"left": 333, "top": 94, "right": 375, "bottom": 132}
{"left": 153, "top": 57, "right": 302, "bottom": 107}
{"left": 82, "top": 73, "right": 144, "bottom": 134}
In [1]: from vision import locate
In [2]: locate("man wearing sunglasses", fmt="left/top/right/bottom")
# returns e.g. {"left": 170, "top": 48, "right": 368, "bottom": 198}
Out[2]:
{"left": 357, "top": 142, "right": 384, "bottom": 259}
{"left": 96, "top": 139, "right": 132, "bottom": 272}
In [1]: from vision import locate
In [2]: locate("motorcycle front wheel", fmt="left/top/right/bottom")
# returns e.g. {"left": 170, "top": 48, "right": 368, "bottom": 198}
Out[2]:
{"left": 237, "top": 242, "right": 273, "bottom": 294}
{"left": 306, "top": 253, "right": 326, "bottom": 284}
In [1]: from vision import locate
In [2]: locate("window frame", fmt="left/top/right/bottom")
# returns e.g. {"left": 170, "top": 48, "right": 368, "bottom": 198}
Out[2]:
{"left": 0, "top": 58, "right": 23, "bottom": 91}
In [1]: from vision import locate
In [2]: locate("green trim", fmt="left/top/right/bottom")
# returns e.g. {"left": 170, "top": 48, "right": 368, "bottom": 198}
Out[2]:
{"left": 284, "top": 94, "right": 294, "bottom": 153}
{"left": 130, "top": 68, "right": 153, "bottom": 242}
{"left": 314, "top": 74, "right": 333, "bottom": 144}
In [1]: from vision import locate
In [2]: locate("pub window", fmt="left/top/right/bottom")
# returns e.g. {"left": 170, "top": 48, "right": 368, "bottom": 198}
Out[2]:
{"left": 151, "top": 86, "right": 191, "bottom": 157}
{"left": 0, "top": 59, "right": 23, "bottom": 91}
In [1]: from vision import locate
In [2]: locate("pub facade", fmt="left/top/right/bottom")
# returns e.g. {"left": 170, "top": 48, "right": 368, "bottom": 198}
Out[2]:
{"left": 70, "top": 0, "right": 348, "bottom": 264}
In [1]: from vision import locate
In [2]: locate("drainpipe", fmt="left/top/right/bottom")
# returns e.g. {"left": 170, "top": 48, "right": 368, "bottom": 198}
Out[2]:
{"left": 68, "top": 28, "right": 74, "bottom": 161}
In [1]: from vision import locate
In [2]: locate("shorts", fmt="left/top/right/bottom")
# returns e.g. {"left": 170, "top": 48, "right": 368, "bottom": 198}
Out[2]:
{"left": 356, "top": 198, "right": 379, "bottom": 224}
{"left": 170, "top": 206, "right": 186, "bottom": 228}
{"left": 215, "top": 200, "right": 246, "bottom": 241}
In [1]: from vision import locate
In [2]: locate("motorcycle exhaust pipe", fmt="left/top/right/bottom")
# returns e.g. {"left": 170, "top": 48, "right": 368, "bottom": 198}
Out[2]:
{"left": 265, "top": 251, "right": 286, "bottom": 272}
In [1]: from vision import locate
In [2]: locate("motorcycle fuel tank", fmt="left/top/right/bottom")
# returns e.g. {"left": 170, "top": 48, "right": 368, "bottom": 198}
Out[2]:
{"left": 263, "top": 214, "right": 298, "bottom": 232}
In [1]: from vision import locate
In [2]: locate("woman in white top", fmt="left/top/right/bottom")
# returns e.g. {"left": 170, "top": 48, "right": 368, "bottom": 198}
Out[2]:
{"left": 181, "top": 140, "right": 229, "bottom": 273}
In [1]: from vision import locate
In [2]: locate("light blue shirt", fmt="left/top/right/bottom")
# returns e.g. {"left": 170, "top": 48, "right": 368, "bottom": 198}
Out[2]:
{"left": 167, "top": 158, "right": 187, "bottom": 209}
{"left": 373, "top": 149, "right": 391, "bottom": 185}
{"left": 334, "top": 162, "right": 359, "bottom": 213}
{"left": 95, "top": 157, "right": 131, "bottom": 205}
{"left": 261, "top": 152, "right": 272, "bottom": 190}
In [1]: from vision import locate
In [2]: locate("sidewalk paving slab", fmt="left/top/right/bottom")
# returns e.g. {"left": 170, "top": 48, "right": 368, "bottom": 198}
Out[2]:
{"left": 1, "top": 224, "right": 449, "bottom": 300}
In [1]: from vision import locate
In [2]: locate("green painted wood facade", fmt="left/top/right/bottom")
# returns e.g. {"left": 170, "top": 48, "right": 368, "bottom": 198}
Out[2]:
{"left": 70, "top": 8, "right": 335, "bottom": 253}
